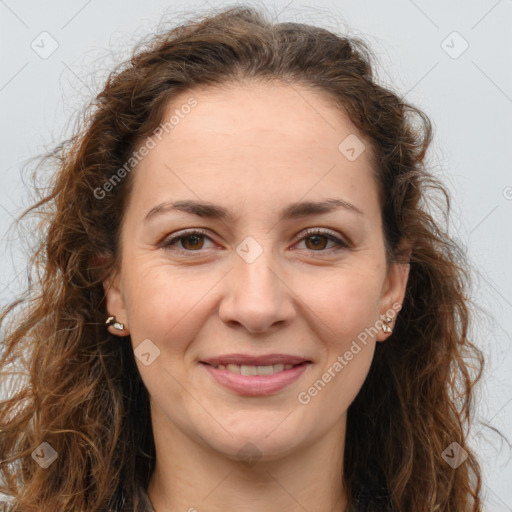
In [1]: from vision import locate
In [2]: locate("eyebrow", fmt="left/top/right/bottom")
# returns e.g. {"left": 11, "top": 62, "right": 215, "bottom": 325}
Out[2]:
{"left": 144, "top": 198, "right": 364, "bottom": 223}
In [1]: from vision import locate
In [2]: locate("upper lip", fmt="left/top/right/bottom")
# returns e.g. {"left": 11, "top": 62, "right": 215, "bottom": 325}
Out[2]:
{"left": 200, "top": 353, "right": 311, "bottom": 366}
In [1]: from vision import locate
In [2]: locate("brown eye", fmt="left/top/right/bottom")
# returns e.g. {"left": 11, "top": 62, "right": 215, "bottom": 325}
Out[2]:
{"left": 161, "top": 229, "right": 214, "bottom": 253}
{"left": 304, "top": 234, "right": 330, "bottom": 251}
{"left": 180, "top": 234, "right": 206, "bottom": 250}
{"left": 296, "top": 228, "right": 349, "bottom": 253}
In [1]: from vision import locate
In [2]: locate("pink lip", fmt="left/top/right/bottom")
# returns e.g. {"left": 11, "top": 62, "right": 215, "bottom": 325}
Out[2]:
{"left": 201, "top": 362, "right": 311, "bottom": 396}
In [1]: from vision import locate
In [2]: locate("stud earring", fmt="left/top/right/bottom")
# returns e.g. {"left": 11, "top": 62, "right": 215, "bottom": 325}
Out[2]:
{"left": 381, "top": 316, "right": 393, "bottom": 334}
{"left": 105, "top": 316, "right": 125, "bottom": 331}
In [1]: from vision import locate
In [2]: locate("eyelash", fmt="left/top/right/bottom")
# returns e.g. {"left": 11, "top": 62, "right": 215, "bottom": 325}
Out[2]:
{"left": 160, "top": 228, "right": 350, "bottom": 256}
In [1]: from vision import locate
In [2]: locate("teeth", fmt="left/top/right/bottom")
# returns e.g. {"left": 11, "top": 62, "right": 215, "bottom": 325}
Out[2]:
{"left": 214, "top": 363, "right": 296, "bottom": 375}
{"left": 241, "top": 365, "right": 258, "bottom": 376}
{"left": 255, "top": 365, "right": 276, "bottom": 375}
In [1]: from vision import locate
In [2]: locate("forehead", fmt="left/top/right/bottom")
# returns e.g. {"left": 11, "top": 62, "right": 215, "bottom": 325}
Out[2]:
{"left": 127, "top": 81, "right": 380, "bottom": 222}
{"left": 159, "top": 81, "right": 364, "bottom": 161}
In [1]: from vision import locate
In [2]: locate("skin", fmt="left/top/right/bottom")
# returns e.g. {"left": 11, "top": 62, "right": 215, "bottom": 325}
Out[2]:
{"left": 104, "top": 81, "right": 410, "bottom": 512}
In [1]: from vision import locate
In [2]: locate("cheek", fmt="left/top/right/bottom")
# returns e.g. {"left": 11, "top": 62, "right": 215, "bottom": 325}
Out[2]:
{"left": 297, "top": 265, "right": 383, "bottom": 343}
{"left": 297, "top": 267, "right": 381, "bottom": 402}
{"left": 122, "top": 264, "right": 210, "bottom": 403}
{"left": 294, "top": 272, "right": 380, "bottom": 414}
{"left": 122, "top": 261, "right": 209, "bottom": 348}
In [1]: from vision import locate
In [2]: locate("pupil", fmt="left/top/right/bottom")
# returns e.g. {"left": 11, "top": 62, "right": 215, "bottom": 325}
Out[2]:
{"left": 307, "top": 235, "right": 326, "bottom": 250}
{"left": 183, "top": 235, "right": 203, "bottom": 250}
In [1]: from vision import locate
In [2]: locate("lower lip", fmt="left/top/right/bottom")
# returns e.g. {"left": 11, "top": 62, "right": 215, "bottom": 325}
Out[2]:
{"left": 201, "top": 362, "right": 311, "bottom": 396}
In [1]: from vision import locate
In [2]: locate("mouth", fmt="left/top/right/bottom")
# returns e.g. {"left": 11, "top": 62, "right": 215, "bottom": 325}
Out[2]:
{"left": 199, "top": 357, "right": 312, "bottom": 396}
{"left": 200, "top": 361, "right": 310, "bottom": 375}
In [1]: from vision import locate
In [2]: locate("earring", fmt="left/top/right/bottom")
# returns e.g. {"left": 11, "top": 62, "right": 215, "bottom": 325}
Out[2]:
{"left": 381, "top": 316, "right": 393, "bottom": 334}
{"left": 105, "top": 316, "right": 125, "bottom": 331}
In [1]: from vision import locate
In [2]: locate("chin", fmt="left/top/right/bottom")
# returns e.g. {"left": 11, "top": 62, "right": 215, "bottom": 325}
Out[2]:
{"left": 201, "top": 422, "right": 308, "bottom": 463}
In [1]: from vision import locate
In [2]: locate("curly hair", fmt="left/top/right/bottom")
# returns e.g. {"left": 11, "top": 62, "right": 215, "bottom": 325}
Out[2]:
{"left": 0, "top": 5, "right": 486, "bottom": 511}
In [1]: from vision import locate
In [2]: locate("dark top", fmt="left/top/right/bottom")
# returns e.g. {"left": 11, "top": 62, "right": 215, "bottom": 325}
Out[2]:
{"left": 129, "top": 483, "right": 390, "bottom": 512}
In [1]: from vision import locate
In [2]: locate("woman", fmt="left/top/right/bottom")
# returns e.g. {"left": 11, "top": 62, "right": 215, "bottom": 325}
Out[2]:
{"left": 0, "top": 5, "right": 485, "bottom": 511}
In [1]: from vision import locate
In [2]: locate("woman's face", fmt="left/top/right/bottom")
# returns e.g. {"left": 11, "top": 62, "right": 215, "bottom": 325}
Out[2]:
{"left": 104, "top": 81, "right": 409, "bottom": 461}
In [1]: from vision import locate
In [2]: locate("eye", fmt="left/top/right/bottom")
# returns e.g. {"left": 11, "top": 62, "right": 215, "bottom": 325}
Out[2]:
{"left": 160, "top": 229, "right": 214, "bottom": 253}
{"left": 294, "top": 228, "right": 349, "bottom": 253}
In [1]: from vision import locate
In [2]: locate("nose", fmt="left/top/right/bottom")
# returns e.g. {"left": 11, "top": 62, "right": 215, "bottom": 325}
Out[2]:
{"left": 218, "top": 242, "right": 296, "bottom": 334}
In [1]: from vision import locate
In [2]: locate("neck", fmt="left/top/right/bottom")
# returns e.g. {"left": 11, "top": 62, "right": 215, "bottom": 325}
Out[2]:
{"left": 146, "top": 403, "right": 348, "bottom": 512}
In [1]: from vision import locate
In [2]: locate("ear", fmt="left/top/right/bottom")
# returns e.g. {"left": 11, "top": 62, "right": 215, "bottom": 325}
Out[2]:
{"left": 103, "top": 270, "right": 130, "bottom": 337}
{"left": 376, "top": 242, "right": 411, "bottom": 342}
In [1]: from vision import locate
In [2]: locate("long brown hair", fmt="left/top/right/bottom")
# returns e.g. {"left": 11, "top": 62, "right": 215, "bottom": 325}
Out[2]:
{"left": 0, "top": 5, "right": 487, "bottom": 511}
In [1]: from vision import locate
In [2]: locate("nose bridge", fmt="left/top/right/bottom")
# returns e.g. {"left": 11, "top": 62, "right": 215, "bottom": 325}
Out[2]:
{"left": 234, "top": 234, "right": 281, "bottom": 301}
{"left": 219, "top": 234, "right": 295, "bottom": 332}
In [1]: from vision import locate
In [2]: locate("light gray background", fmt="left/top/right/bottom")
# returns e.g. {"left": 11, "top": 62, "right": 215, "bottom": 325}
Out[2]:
{"left": 1, "top": 0, "right": 511, "bottom": 509}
